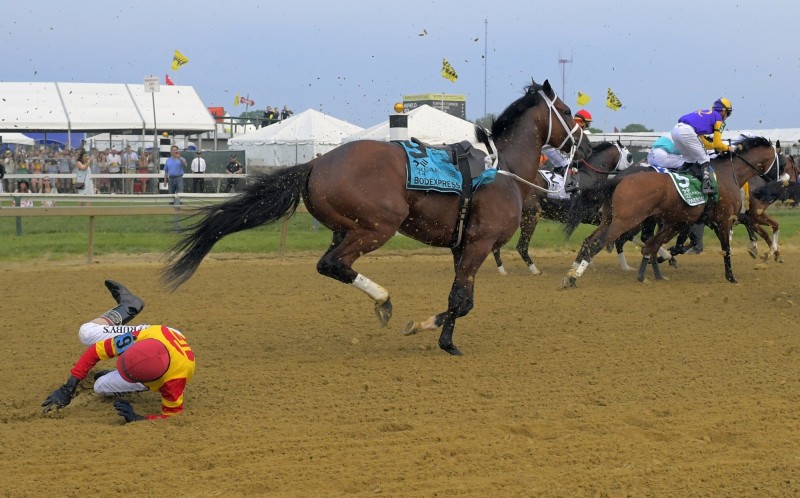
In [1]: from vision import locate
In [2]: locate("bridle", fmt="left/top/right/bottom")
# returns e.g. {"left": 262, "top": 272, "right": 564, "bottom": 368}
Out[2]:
{"left": 727, "top": 144, "right": 776, "bottom": 186}
{"left": 580, "top": 143, "right": 632, "bottom": 175}
{"left": 494, "top": 89, "right": 583, "bottom": 191}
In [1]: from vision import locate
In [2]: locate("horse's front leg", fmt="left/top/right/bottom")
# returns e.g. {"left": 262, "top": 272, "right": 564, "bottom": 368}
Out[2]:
{"left": 515, "top": 210, "right": 542, "bottom": 275}
{"left": 492, "top": 248, "right": 507, "bottom": 275}
{"left": 714, "top": 222, "right": 737, "bottom": 283}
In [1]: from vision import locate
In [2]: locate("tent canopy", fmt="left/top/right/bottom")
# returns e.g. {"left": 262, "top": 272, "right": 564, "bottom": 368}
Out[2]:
{"left": 342, "top": 105, "right": 483, "bottom": 149}
{"left": 0, "top": 82, "right": 215, "bottom": 134}
{"left": 229, "top": 109, "right": 363, "bottom": 146}
{"left": 0, "top": 132, "right": 34, "bottom": 146}
{"left": 228, "top": 109, "right": 364, "bottom": 167}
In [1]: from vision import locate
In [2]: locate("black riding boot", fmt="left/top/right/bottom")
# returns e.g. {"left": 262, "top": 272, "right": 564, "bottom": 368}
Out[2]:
{"left": 700, "top": 162, "right": 716, "bottom": 195}
{"left": 100, "top": 280, "right": 145, "bottom": 325}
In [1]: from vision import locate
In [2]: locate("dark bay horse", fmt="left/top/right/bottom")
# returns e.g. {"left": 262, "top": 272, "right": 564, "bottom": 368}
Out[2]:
{"left": 491, "top": 140, "right": 632, "bottom": 275}
{"left": 739, "top": 153, "right": 799, "bottom": 262}
{"left": 162, "top": 79, "right": 589, "bottom": 355}
{"left": 561, "top": 136, "right": 776, "bottom": 287}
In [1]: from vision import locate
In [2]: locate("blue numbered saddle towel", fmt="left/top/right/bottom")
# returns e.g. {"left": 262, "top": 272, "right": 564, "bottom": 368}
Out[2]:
{"left": 648, "top": 165, "right": 718, "bottom": 206}
{"left": 396, "top": 140, "right": 496, "bottom": 194}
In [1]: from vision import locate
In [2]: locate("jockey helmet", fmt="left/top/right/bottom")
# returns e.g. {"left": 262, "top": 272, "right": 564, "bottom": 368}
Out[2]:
{"left": 117, "top": 338, "right": 170, "bottom": 383}
{"left": 574, "top": 109, "right": 592, "bottom": 124}
{"left": 712, "top": 98, "right": 732, "bottom": 115}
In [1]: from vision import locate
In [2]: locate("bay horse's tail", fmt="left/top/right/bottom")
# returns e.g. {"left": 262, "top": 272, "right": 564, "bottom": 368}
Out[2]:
{"left": 162, "top": 163, "right": 313, "bottom": 290}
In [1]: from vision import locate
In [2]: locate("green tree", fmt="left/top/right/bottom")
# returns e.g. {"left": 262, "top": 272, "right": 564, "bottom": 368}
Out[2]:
{"left": 621, "top": 123, "right": 654, "bottom": 133}
{"left": 587, "top": 127, "right": 603, "bottom": 134}
{"left": 238, "top": 110, "right": 265, "bottom": 126}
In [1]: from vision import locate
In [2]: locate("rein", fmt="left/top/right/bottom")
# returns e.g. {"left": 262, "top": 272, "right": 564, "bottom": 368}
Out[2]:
{"left": 727, "top": 145, "right": 776, "bottom": 187}
{"left": 496, "top": 90, "right": 581, "bottom": 193}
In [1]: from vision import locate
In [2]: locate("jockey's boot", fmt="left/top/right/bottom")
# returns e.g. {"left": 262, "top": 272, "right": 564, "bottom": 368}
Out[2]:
{"left": 100, "top": 280, "right": 145, "bottom": 325}
{"left": 700, "top": 162, "right": 716, "bottom": 196}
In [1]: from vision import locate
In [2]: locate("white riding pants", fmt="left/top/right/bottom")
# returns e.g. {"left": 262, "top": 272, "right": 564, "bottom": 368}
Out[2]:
{"left": 671, "top": 122, "right": 710, "bottom": 164}
{"left": 77, "top": 322, "right": 148, "bottom": 395}
{"left": 647, "top": 147, "right": 686, "bottom": 170}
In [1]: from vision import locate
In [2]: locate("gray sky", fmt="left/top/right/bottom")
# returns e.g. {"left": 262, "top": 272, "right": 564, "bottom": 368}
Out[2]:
{"left": 3, "top": 0, "right": 798, "bottom": 133}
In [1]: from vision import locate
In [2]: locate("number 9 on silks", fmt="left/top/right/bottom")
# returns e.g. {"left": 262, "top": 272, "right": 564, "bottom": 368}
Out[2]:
{"left": 41, "top": 279, "right": 196, "bottom": 423}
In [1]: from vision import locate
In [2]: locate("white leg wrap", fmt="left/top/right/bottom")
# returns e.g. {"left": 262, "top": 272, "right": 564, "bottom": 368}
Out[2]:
{"left": 657, "top": 247, "right": 671, "bottom": 260}
{"left": 574, "top": 260, "right": 590, "bottom": 277}
{"left": 631, "top": 235, "right": 644, "bottom": 247}
{"left": 772, "top": 230, "right": 780, "bottom": 252}
{"left": 352, "top": 274, "right": 389, "bottom": 303}
{"left": 618, "top": 252, "right": 631, "bottom": 270}
{"left": 528, "top": 263, "right": 541, "bottom": 275}
{"left": 497, "top": 264, "right": 507, "bottom": 275}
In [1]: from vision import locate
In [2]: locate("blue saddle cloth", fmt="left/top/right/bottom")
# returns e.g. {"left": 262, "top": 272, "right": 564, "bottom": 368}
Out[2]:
{"left": 398, "top": 140, "right": 496, "bottom": 194}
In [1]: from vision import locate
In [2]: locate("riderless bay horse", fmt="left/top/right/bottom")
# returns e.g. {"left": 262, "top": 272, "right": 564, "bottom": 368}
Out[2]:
{"left": 738, "top": 152, "right": 799, "bottom": 262}
{"left": 560, "top": 136, "right": 776, "bottom": 287}
{"left": 491, "top": 140, "right": 633, "bottom": 275}
{"left": 163, "top": 79, "right": 590, "bottom": 355}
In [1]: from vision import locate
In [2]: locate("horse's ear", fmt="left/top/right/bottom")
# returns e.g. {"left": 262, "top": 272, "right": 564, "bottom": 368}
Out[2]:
{"left": 617, "top": 139, "right": 623, "bottom": 147}
{"left": 776, "top": 139, "right": 781, "bottom": 151}
{"left": 542, "top": 80, "right": 554, "bottom": 98}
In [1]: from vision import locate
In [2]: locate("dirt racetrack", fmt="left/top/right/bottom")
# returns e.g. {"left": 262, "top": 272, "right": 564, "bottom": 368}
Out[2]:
{"left": 2, "top": 246, "right": 799, "bottom": 497}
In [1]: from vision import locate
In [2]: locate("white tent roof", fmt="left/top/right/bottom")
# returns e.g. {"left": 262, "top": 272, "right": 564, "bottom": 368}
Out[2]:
{"left": 342, "top": 104, "right": 480, "bottom": 146}
{"left": 0, "top": 133, "right": 34, "bottom": 145}
{"left": 228, "top": 109, "right": 363, "bottom": 146}
{"left": 0, "top": 82, "right": 215, "bottom": 133}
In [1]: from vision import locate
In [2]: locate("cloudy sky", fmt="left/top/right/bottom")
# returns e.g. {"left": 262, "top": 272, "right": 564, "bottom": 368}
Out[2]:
{"left": 3, "top": 0, "right": 798, "bottom": 133}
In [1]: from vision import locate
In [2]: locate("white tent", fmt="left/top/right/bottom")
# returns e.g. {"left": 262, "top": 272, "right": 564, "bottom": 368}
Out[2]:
{"left": 0, "top": 133, "right": 34, "bottom": 146}
{"left": 342, "top": 105, "right": 483, "bottom": 150}
{"left": 228, "top": 109, "right": 363, "bottom": 167}
{"left": 0, "top": 82, "right": 215, "bottom": 134}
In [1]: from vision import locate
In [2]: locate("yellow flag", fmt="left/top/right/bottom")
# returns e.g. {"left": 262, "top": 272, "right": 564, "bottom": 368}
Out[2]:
{"left": 234, "top": 93, "right": 241, "bottom": 107}
{"left": 441, "top": 58, "right": 458, "bottom": 82}
{"left": 606, "top": 88, "right": 622, "bottom": 111}
{"left": 577, "top": 91, "right": 591, "bottom": 106}
{"left": 171, "top": 49, "right": 189, "bottom": 71}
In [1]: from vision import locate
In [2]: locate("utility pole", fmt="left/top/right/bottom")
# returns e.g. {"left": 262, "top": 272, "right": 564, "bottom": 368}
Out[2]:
{"left": 483, "top": 18, "right": 488, "bottom": 118}
{"left": 558, "top": 50, "right": 572, "bottom": 98}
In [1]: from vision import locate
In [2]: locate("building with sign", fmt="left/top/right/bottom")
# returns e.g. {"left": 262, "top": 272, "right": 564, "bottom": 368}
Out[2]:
{"left": 402, "top": 94, "right": 466, "bottom": 119}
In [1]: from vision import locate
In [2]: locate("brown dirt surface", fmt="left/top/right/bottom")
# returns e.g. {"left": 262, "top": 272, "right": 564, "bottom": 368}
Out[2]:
{"left": 2, "top": 247, "right": 799, "bottom": 497}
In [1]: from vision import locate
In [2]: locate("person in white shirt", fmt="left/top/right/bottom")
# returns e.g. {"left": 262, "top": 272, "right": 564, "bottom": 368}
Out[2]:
{"left": 190, "top": 150, "right": 207, "bottom": 193}
{"left": 107, "top": 148, "right": 122, "bottom": 193}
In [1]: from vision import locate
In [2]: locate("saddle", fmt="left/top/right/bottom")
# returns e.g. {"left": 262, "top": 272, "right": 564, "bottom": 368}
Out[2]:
{"left": 403, "top": 137, "right": 489, "bottom": 249}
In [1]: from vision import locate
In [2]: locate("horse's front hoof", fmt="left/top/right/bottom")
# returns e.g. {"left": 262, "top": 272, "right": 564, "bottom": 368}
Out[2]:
{"left": 777, "top": 254, "right": 784, "bottom": 263}
{"left": 374, "top": 298, "right": 393, "bottom": 328}
{"left": 726, "top": 276, "right": 738, "bottom": 284}
{"left": 439, "top": 343, "right": 463, "bottom": 356}
{"left": 401, "top": 320, "right": 419, "bottom": 336}
{"left": 748, "top": 247, "right": 758, "bottom": 259}
{"left": 497, "top": 265, "right": 508, "bottom": 276}
{"left": 668, "top": 258, "right": 679, "bottom": 269}
{"left": 560, "top": 276, "right": 577, "bottom": 289}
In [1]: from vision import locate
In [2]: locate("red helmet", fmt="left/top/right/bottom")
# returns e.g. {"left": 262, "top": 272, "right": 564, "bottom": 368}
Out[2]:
{"left": 117, "top": 339, "right": 170, "bottom": 383}
{"left": 575, "top": 109, "right": 593, "bottom": 124}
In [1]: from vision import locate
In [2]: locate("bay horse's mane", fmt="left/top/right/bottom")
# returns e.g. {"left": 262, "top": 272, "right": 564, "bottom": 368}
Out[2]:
{"left": 489, "top": 81, "right": 545, "bottom": 141}
{"left": 716, "top": 135, "right": 772, "bottom": 160}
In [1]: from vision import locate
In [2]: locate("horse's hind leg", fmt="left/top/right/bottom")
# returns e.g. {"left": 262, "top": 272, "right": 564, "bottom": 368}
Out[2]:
{"left": 317, "top": 229, "right": 396, "bottom": 326}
